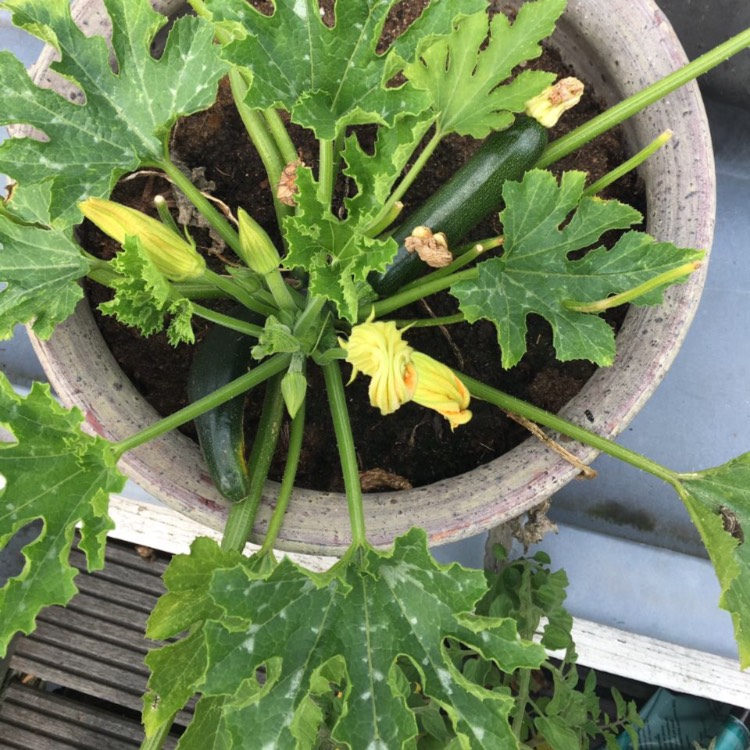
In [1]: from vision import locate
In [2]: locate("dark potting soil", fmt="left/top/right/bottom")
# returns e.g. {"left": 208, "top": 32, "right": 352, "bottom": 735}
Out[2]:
{"left": 82, "top": 11, "right": 643, "bottom": 493}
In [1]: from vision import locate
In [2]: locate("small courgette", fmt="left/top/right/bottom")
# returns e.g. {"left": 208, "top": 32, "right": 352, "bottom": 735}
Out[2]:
{"left": 369, "top": 115, "right": 548, "bottom": 297}
{"left": 187, "top": 306, "right": 262, "bottom": 502}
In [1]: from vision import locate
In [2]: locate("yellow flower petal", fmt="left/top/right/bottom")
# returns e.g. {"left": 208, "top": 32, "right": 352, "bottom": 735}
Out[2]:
{"left": 80, "top": 197, "right": 205, "bottom": 281}
{"left": 411, "top": 351, "right": 472, "bottom": 430}
{"left": 341, "top": 321, "right": 416, "bottom": 415}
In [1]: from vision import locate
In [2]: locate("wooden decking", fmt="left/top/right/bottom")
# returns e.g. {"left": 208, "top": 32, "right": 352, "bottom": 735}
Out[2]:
{"left": 0, "top": 539, "right": 185, "bottom": 748}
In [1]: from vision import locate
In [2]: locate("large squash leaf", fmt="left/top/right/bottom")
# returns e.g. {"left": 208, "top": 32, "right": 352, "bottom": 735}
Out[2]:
{"left": 204, "top": 0, "right": 486, "bottom": 140}
{"left": 144, "top": 531, "right": 545, "bottom": 748}
{"left": 0, "top": 374, "right": 125, "bottom": 655}
{"left": 403, "top": 0, "right": 565, "bottom": 137}
{"left": 451, "top": 170, "right": 704, "bottom": 368}
{"left": 0, "top": 0, "right": 226, "bottom": 225}
{"left": 0, "top": 206, "right": 88, "bottom": 340}
{"left": 675, "top": 455, "right": 750, "bottom": 668}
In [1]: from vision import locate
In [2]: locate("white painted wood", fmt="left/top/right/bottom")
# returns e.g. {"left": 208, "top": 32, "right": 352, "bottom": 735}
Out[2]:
{"left": 546, "top": 618, "right": 750, "bottom": 708}
{"left": 105, "top": 495, "right": 337, "bottom": 572}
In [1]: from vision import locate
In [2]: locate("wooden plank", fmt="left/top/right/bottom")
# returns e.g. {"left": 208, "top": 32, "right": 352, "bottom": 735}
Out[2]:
{"left": 105, "top": 494, "right": 337, "bottom": 571}
{"left": 66, "top": 567, "right": 159, "bottom": 616}
{"left": 10, "top": 638, "right": 193, "bottom": 728}
{"left": 35, "top": 605, "right": 155, "bottom": 653}
{"left": 69, "top": 547, "right": 167, "bottom": 593}
{"left": 0, "top": 681, "right": 179, "bottom": 749}
{"left": 25, "top": 618, "right": 151, "bottom": 676}
{"left": 543, "top": 617, "right": 750, "bottom": 709}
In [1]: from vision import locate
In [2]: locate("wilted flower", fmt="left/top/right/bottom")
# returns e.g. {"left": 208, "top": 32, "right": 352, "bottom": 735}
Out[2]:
{"left": 341, "top": 321, "right": 417, "bottom": 415}
{"left": 80, "top": 197, "right": 205, "bottom": 281}
{"left": 341, "top": 321, "right": 472, "bottom": 428}
{"left": 525, "top": 77, "right": 584, "bottom": 128}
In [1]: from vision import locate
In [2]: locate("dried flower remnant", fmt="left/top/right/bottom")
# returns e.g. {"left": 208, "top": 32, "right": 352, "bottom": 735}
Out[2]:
{"left": 277, "top": 159, "right": 303, "bottom": 206}
{"left": 404, "top": 225, "right": 453, "bottom": 268}
{"left": 525, "top": 77, "right": 584, "bottom": 128}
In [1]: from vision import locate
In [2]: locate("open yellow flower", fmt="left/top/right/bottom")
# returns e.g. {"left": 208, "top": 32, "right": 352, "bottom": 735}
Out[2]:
{"left": 411, "top": 351, "right": 472, "bottom": 430}
{"left": 341, "top": 321, "right": 417, "bottom": 415}
{"left": 341, "top": 321, "right": 472, "bottom": 429}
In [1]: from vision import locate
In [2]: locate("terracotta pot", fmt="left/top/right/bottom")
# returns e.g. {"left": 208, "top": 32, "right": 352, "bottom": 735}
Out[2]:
{"left": 26, "top": 0, "right": 715, "bottom": 554}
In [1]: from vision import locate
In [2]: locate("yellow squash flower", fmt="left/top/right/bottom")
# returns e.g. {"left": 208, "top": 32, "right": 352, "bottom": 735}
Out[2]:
{"left": 341, "top": 321, "right": 472, "bottom": 429}
{"left": 411, "top": 351, "right": 472, "bottom": 431}
{"left": 80, "top": 197, "right": 205, "bottom": 282}
{"left": 341, "top": 321, "right": 417, "bottom": 415}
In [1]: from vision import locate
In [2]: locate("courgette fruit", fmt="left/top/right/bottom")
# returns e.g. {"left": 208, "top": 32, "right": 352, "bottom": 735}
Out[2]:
{"left": 187, "top": 306, "right": 262, "bottom": 502}
{"left": 369, "top": 115, "right": 548, "bottom": 297}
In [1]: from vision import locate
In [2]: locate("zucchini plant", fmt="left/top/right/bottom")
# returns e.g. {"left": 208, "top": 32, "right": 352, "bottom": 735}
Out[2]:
{"left": 0, "top": 0, "right": 749, "bottom": 747}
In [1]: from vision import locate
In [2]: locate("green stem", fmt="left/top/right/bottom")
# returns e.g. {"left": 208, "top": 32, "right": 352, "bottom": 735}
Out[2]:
{"left": 537, "top": 26, "right": 750, "bottom": 168}
{"left": 318, "top": 138, "right": 335, "bottom": 209}
{"left": 583, "top": 130, "right": 673, "bottom": 197}
{"left": 563, "top": 259, "right": 703, "bottom": 313}
{"left": 362, "top": 124, "right": 441, "bottom": 236}
{"left": 364, "top": 267, "right": 477, "bottom": 320}
{"left": 294, "top": 294, "right": 328, "bottom": 347}
{"left": 228, "top": 68, "right": 293, "bottom": 230}
{"left": 264, "top": 270, "right": 298, "bottom": 314}
{"left": 365, "top": 201, "right": 404, "bottom": 237}
{"left": 258, "top": 400, "right": 306, "bottom": 556}
{"left": 397, "top": 241, "right": 494, "bottom": 295}
{"left": 158, "top": 156, "right": 244, "bottom": 257}
{"left": 112, "top": 353, "right": 291, "bottom": 459}
{"left": 191, "top": 304, "right": 264, "bottom": 337}
{"left": 462, "top": 373, "right": 677, "bottom": 484}
{"left": 263, "top": 108, "right": 299, "bottom": 165}
{"left": 322, "top": 362, "right": 367, "bottom": 546}
{"left": 203, "top": 268, "right": 276, "bottom": 317}
{"left": 221, "top": 376, "right": 286, "bottom": 553}
{"left": 393, "top": 313, "right": 465, "bottom": 329}
{"left": 153, "top": 194, "right": 181, "bottom": 235}
{"left": 139, "top": 717, "right": 174, "bottom": 750}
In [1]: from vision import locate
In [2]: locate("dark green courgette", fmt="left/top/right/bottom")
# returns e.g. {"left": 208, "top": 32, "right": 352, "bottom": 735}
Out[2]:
{"left": 369, "top": 115, "right": 548, "bottom": 297}
{"left": 187, "top": 306, "right": 262, "bottom": 502}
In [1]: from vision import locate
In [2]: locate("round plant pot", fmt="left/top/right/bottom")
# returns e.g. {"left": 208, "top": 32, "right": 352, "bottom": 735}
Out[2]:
{"left": 26, "top": 0, "right": 715, "bottom": 555}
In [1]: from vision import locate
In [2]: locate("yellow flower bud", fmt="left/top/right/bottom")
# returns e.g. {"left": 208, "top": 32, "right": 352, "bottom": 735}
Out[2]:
{"left": 237, "top": 207, "right": 281, "bottom": 275}
{"left": 80, "top": 197, "right": 205, "bottom": 281}
{"left": 411, "top": 351, "right": 472, "bottom": 431}
{"left": 340, "top": 321, "right": 417, "bottom": 415}
{"left": 524, "top": 77, "right": 584, "bottom": 128}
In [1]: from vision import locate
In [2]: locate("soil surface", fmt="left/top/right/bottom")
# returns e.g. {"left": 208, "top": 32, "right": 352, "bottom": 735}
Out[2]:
{"left": 81, "top": 7, "right": 644, "bottom": 493}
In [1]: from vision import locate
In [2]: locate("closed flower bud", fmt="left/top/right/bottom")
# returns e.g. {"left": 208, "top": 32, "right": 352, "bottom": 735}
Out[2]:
{"left": 411, "top": 351, "right": 472, "bottom": 430}
{"left": 524, "top": 77, "right": 584, "bottom": 128}
{"left": 340, "top": 320, "right": 417, "bottom": 416}
{"left": 281, "top": 369, "right": 307, "bottom": 419}
{"left": 80, "top": 197, "right": 205, "bottom": 281}
{"left": 238, "top": 207, "right": 281, "bottom": 275}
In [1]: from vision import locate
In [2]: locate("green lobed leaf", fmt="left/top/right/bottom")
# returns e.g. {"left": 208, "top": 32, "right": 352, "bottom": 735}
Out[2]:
{"left": 342, "top": 112, "right": 433, "bottom": 225}
{"left": 451, "top": 170, "right": 704, "bottom": 368}
{"left": 675, "top": 453, "right": 750, "bottom": 668}
{"left": 403, "top": 0, "right": 565, "bottom": 137}
{"left": 147, "top": 530, "right": 545, "bottom": 749}
{"left": 0, "top": 0, "right": 227, "bottom": 224}
{"left": 204, "top": 0, "right": 486, "bottom": 140}
{"left": 283, "top": 167, "right": 397, "bottom": 322}
{"left": 98, "top": 235, "right": 196, "bottom": 345}
{"left": 0, "top": 373, "right": 124, "bottom": 656}
{"left": 0, "top": 208, "right": 88, "bottom": 340}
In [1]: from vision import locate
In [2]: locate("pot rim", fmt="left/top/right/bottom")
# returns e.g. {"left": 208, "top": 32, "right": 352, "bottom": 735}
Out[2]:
{"left": 25, "top": 0, "right": 715, "bottom": 555}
